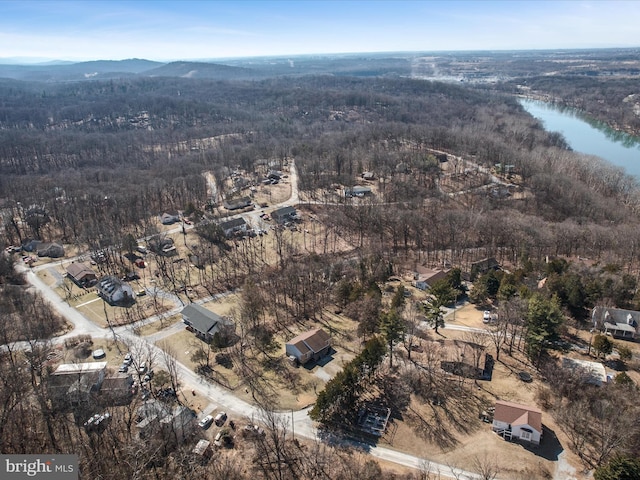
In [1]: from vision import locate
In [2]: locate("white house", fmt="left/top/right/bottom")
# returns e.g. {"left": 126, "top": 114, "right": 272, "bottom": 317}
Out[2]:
{"left": 492, "top": 400, "right": 542, "bottom": 445}
{"left": 97, "top": 276, "right": 135, "bottom": 305}
{"left": 592, "top": 306, "right": 639, "bottom": 340}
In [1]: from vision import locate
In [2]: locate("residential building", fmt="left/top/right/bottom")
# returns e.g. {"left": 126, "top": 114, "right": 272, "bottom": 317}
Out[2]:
{"left": 414, "top": 266, "right": 449, "bottom": 290}
{"left": 66, "top": 262, "right": 98, "bottom": 287}
{"left": 344, "top": 186, "right": 372, "bottom": 197}
{"left": 181, "top": 303, "right": 235, "bottom": 344}
{"left": 271, "top": 206, "right": 298, "bottom": 224}
{"left": 223, "top": 196, "right": 252, "bottom": 211}
{"left": 592, "top": 306, "right": 639, "bottom": 340}
{"left": 492, "top": 400, "right": 542, "bottom": 445}
{"left": 218, "top": 217, "right": 248, "bottom": 237}
{"left": 49, "top": 362, "right": 107, "bottom": 409}
{"left": 285, "top": 328, "right": 332, "bottom": 365}
{"left": 97, "top": 276, "right": 135, "bottom": 305}
{"left": 470, "top": 257, "right": 500, "bottom": 280}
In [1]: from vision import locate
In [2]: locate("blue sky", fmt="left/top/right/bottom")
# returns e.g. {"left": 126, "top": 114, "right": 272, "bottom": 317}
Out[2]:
{"left": 1, "top": 0, "right": 638, "bottom": 62}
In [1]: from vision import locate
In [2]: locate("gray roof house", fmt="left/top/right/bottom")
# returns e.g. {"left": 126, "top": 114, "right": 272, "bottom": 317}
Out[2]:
{"left": 592, "top": 306, "right": 639, "bottom": 340}
{"left": 181, "top": 303, "right": 235, "bottom": 343}
{"left": 271, "top": 206, "right": 298, "bottom": 224}
{"left": 218, "top": 217, "right": 248, "bottom": 237}
{"left": 97, "top": 276, "right": 135, "bottom": 306}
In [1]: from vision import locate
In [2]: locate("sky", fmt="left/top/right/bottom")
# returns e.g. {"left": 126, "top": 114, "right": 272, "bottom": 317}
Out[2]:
{"left": 1, "top": 0, "right": 639, "bottom": 62}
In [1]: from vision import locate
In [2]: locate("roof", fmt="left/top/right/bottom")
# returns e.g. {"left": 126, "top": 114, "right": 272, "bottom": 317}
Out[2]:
{"left": 593, "top": 306, "right": 639, "bottom": 327}
{"left": 66, "top": 262, "right": 96, "bottom": 279}
{"left": 181, "top": 303, "right": 231, "bottom": 336}
{"left": 562, "top": 357, "right": 608, "bottom": 386}
{"left": 494, "top": 400, "right": 542, "bottom": 433}
{"left": 604, "top": 322, "right": 636, "bottom": 334}
{"left": 287, "top": 328, "right": 331, "bottom": 354}
{"left": 219, "top": 217, "right": 246, "bottom": 230}
{"left": 416, "top": 268, "right": 448, "bottom": 285}
{"left": 53, "top": 362, "right": 108, "bottom": 375}
{"left": 272, "top": 206, "right": 297, "bottom": 218}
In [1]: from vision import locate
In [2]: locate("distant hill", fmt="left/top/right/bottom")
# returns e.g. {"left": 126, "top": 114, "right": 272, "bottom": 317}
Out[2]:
{"left": 142, "top": 61, "right": 257, "bottom": 80}
{"left": 0, "top": 58, "right": 164, "bottom": 81}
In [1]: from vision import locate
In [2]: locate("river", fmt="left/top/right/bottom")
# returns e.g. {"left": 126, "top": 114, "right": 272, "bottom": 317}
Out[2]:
{"left": 519, "top": 98, "right": 640, "bottom": 178}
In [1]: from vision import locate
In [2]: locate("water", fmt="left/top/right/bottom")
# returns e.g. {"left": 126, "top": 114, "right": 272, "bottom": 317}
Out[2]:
{"left": 519, "top": 98, "right": 640, "bottom": 178}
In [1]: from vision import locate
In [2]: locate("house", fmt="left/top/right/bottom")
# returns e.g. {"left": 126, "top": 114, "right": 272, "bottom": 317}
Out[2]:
{"left": 66, "top": 263, "right": 98, "bottom": 287}
{"left": 414, "top": 266, "right": 449, "bottom": 290}
{"left": 361, "top": 171, "right": 375, "bottom": 181}
{"left": 37, "top": 242, "right": 65, "bottom": 258}
{"left": 97, "top": 276, "right": 135, "bottom": 305}
{"left": 492, "top": 400, "right": 542, "bottom": 445}
{"left": 438, "top": 339, "right": 493, "bottom": 380}
{"left": 562, "top": 357, "right": 608, "bottom": 386}
{"left": 148, "top": 236, "right": 176, "bottom": 256}
{"left": 285, "top": 328, "right": 332, "bottom": 365}
{"left": 48, "top": 362, "right": 107, "bottom": 409}
{"left": 592, "top": 306, "right": 639, "bottom": 340}
{"left": 218, "top": 217, "right": 248, "bottom": 237}
{"left": 271, "top": 206, "right": 298, "bottom": 224}
{"left": 344, "top": 186, "right": 372, "bottom": 198}
{"left": 223, "top": 196, "right": 252, "bottom": 211}
{"left": 181, "top": 303, "right": 235, "bottom": 344}
{"left": 470, "top": 257, "right": 500, "bottom": 280}
{"left": 99, "top": 373, "right": 134, "bottom": 405}
{"left": 160, "top": 212, "right": 181, "bottom": 225}
{"left": 137, "top": 401, "right": 195, "bottom": 443}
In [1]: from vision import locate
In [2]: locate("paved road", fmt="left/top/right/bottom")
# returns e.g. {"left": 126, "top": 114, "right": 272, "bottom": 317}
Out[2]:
{"left": 8, "top": 156, "right": 540, "bottom": 480}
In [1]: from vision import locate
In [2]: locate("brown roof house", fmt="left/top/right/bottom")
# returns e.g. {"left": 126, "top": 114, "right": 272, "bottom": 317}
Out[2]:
{"left": 492, "top": 400, "right": 542, "bottom": 445}
{"left": 66, "top": 262, "right": 98, "bottom": 287}
{"left": 285, "top": 328, "right": 331, "bottom": 365}
{"left": 414, "top": 266, "right": 449, "bottom": 290}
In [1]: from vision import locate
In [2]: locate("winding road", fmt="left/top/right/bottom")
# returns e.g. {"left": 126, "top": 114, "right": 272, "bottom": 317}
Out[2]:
{"left": 9, "top": 155, "right": 571, "bottom": 479}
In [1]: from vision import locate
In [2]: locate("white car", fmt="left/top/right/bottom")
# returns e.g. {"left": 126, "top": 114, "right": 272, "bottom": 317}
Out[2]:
{"left": 198, "top": 415, "right": 214, "bottom": 429}
{"left": 483, "top": 311, "right": 491, "bottom": 323}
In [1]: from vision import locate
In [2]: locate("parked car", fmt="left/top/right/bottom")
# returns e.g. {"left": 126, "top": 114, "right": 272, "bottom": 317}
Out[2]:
{"left": 214, "top": 412, "right": 227, "bottom": 426}
{"left": 198, "top": 415, "right": 214, "bottom": 429}
{"left": 118, "top": 364, "right": 128, "bottom": 373}
{"left": 483, "top": 310, "right": 491, "bottom": 323}
{"left": 138, "top": 362, "right": 147, "bottom": 374}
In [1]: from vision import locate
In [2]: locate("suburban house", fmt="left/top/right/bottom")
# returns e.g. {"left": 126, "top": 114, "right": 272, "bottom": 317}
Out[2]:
{"left": 592, "top": 306, "right": 639, "bottom": 340}
{"left": 492, "top": 400, "right": 542, "bottom": 445}
{"left": 137, "top": 400, "right": 195, "bottom": 443}
{"left": 48, "top": 362, "right": 108, "bottom": 409}
{"left": 218, "top": 217, "right": 248, "bottom": 237}
{"left": 344, "top": 185, "right": 372, "bottom": 197}
{"left": 437, "top": 339, "right": 494, "bottom": 380}
{"left": 470, "top": 257, "right": 500, "bottom": 280}
{"left": 271, "top": 206, "right": 298, "bottom": 224}
{"left": 285, "top": 328, "right": 332, "bottom": 365}
{"left": 37, "top": 242, "right": 65, "bottom": 258}
{"left": 160, "top": 212, "right": 181, "bottom": 225}
{"left": 97, "top": 276, "right": 135, "bottom": 305}
{"left": 562, "top": 357, "right": 608, "bottom": 386}
{"left": 181, "top": 303, "right": 235, "bottom": 344}
{"left": 66, "top": 262, "right": 98, "bottom": 287}
{"left": 223, "top": 196, "right": 252, "bottom": 211}
{"left": 361, "top": 171, "right": 375, "bottom": 181}
{"left": 414, "top": 266, "right": 449, "bottom": 290}
{"left": 99, "top": 373, "right": 134, "bottom": 405}
{"left": 148, "top": 236, "right": 176, "bottom": 256}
